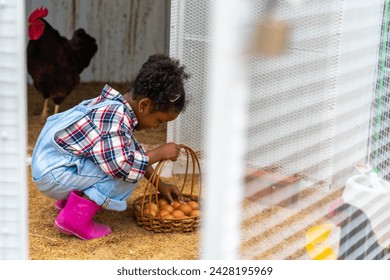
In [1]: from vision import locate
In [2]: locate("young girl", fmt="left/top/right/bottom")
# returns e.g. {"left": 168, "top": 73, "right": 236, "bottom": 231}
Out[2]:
{"left": 31, "top": 54, "right": 189, "bottom": 240}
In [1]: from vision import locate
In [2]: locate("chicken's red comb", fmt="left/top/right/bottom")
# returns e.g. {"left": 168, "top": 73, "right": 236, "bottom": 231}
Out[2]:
{"left": 28, "top": 6, "right": 48, "bottom": 23}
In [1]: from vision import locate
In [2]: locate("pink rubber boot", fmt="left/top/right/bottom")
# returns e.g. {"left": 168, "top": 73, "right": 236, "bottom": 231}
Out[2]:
{"left": 54, "top": 190, "right": 112, "bottom": 240}
{"left": 54, "top": 191, "right": 82, "bottom": 212}
{"left": 55, "top": 199, "right": 67, "bottom": 212}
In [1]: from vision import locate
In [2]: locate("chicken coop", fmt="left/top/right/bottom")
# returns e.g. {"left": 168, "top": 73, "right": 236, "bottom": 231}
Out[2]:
{"left": 1, "top": 0, "right": 390, "bottom": 261}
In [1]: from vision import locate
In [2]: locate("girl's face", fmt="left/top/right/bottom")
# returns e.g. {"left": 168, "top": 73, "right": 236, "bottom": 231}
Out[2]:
{"left": 126, "top": 94, "right": 180, "bottom": 130}
{"left": 135, "top": 109, "right": 179, "bottom": 131}
{"left": 132, "top": 97, "right": 178, "bottom": 130}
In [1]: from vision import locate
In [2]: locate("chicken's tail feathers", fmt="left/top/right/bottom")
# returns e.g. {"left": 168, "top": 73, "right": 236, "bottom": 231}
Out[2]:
{"left": 28, "top": 6, "right": 48, "bottom": 23}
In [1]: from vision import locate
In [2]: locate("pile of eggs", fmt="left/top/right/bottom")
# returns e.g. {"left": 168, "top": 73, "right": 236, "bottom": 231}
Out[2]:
{"left": 143, "top": 198, "right": 200, "bottom": 219}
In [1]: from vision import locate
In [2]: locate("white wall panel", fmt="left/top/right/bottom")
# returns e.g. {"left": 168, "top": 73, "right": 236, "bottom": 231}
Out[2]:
{"left": 0, "top": 0, "right": 28, "bottom": 260}
{"left": 25, "top": 0, "right": 169, "bottom": 82}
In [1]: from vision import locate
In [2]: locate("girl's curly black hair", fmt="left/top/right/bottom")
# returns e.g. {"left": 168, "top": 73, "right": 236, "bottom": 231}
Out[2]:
{"left": 129, "top": 54, "right": 189, "bottom": 113}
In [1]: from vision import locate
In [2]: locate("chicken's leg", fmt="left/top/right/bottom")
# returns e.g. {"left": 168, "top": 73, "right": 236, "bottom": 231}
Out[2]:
{"left": 40, "top": 98, "right": 49, "bottom": 120}
{"left": 54, "top": 104, "right": 60, "bottom": 115}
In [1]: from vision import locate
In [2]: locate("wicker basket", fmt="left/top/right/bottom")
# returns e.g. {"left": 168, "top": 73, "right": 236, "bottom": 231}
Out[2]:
{"left": 133, "top": 145, "right": 201, "bottom": 233}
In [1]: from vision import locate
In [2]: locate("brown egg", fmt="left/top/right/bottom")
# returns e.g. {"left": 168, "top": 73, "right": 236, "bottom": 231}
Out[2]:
{"left": 190, "top": 209, "right": 201, "bottom": 217}
{"left": 172, "top": 201, "right": 181, "bottom": 209}
{"left": 178, "top": 204, "right": 193, "bottom": 216}
{"left": 188, "top": 201, "right": 200, "bottom": 210}
{"left": 159, "top": 209, "right": 170, "bottom": 217}
{"left": 144, "top": 202, "right": 158, "bottom": 212}
{"left": 172, "top": 210, "right": 185, "bottom": 218}
{"left": 143, "top": 208, "right": 157, "bottom": 217}
{"left": 162, "top": 214, "right": 174, "bottom": 220}
{"left": 158, "top": 198, "right": 169, "bottom": 207}
{"left": 160, "top": 205, "right": 174, "bottom": 213}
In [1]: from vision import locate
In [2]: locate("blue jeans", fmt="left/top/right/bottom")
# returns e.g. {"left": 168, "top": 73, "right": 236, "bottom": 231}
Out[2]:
{"left": 31, "top": 99, "right": 137, "bottom": 211}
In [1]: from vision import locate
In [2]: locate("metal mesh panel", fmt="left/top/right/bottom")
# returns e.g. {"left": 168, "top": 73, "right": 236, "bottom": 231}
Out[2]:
{"left": 168, "top": 0, "right": 212, "bottom": 153}
{"left": 370, "top": 0, "right": 390, "bottom": 180}
{"left": 170, "top": 0, "right": 341, "bottom": 184}
{"left": 244, "top": 1, "right": 342, "bottom": 185}
{"left": 170, "top": 0, "right": 385, "bottom": 259}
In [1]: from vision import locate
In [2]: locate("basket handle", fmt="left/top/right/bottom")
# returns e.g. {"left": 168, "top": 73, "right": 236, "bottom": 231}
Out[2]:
{"left": 140, "top": 159, "right": 167, "bottom": 216}
{"left": 141, "top": 145, "right": 201, "bottom": 214}
{"left": 179, "top": 145, "right": 202, "bottom": 196}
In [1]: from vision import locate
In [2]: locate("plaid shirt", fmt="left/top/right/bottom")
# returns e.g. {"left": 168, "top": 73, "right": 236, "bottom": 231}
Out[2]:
{"left": 55, "top": 85, "right": 149, "bottom": 183}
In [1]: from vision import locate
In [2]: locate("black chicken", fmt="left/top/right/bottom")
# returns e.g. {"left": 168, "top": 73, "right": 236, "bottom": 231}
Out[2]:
{"left": 329, "top": 199, "right": 390, "bottom": 260}
{"left": 27, "top": 7, "right": 98, "bottom": 119}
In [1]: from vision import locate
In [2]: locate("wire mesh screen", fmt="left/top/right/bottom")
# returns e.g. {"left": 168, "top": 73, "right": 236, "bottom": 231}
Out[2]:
{"left": 168, "top": 0, "right": 213, "bottom": 154}
{"left": 242, "top": 1, "right": 384, "bottom": 260}
{"left": 370, "top": 0, "right": 390, "bottom": 180}
{"left": 170, "top": 0, "right": 342, "bottom": 184}
{"left": 244, "top": 1, "right": 342, "bottom": 186}
{"left": 170, "top": 0, "right": 385, "bottom": 259}
{"left": 240, "top": 0, "right": 345, "bottom": 260}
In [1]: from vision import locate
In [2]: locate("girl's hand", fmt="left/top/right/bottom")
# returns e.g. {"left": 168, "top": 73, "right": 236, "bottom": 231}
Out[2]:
{"left": 158, "top": 182, "right": 185, "bottom": 205}
{"left": 158, "top": 142, "right": 181, "bottom": 161}
{"left": 148, "top": 142, "right": 181, "bottom": 165}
